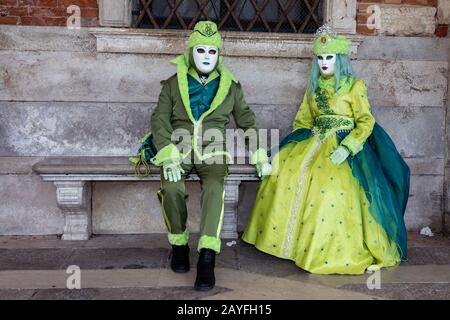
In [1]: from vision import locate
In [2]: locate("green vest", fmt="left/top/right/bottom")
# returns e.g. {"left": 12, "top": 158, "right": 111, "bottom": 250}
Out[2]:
{"left": 188, "top": 74, "right": 220, "bottom": 121}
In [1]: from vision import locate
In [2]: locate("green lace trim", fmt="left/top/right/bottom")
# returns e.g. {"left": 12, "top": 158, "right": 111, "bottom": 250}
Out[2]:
{"left": 317, "top": 76, "right": 354, "bottom": 96}
{"left": 340, "top": 135, "right": 363, "bottom": 156}
{"left": 318, "top": 76, "right": 336, "bottom": 91}
{"left": 151, "top": 143, "right": 181, "bottom": 166}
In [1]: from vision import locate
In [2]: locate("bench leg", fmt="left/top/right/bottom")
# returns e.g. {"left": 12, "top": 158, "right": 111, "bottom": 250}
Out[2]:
{"left": 222, "top": 180, "right": 240, "bottom": 239}
{"left": 54, "top": 181, "right": 92, "bottom": 240}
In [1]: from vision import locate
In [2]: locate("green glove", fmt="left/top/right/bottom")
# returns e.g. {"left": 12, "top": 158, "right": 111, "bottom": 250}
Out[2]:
{"left": 163, "top": 162, "right": 185, "bottom": 182}
{"left": 330, "top": 146, "right": 350, "bottom": 165}
{"left": 251, "top": 148, "right": 272, "bottom": 179}
{"left": 256, "top": 162, "right": 272, "bottom": 179}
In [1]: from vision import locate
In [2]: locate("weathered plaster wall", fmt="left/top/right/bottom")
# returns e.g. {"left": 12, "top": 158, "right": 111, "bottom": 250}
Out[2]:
{"left": 0, "top": 25, "right": 449, "bottom": 235}
{"left": 357, "top": 0, "right": 446, "bottom": 37}
{"left": 446, "top": 45, "right": 450, "bottom": 232}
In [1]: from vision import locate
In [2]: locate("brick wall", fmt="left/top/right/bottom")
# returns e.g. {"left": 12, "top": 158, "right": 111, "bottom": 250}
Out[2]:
{"left": 357, "top": 0, "right": 447, "bottom": 37}
{"left": 0, "top": 0, "right": 98, "bottom": 27}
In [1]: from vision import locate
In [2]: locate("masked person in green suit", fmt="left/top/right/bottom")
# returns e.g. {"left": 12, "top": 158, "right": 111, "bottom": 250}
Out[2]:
{"left": 151, "top": 21, "right": 271, "bottom": 291}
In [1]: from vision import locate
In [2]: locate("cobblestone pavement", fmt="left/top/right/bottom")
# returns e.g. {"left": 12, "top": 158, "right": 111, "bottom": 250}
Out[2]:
{"left": 0, "top": 232, "right": 449, "bottom": 300}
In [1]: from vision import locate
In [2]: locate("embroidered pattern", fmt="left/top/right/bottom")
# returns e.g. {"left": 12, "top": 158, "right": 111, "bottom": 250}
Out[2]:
{"left": 204, "top": 23, "right": 214, "bottom": 36}
{"left": 313, "top": 116, "right": 354, "bottom": 140}
{"left": 315, "top": 87, "right": 334, "bottom": 115}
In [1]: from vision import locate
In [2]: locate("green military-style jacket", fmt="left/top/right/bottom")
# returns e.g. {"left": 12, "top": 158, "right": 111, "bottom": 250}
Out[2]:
{"left": 150, "top": 53, "right": 259, "bottom": 165}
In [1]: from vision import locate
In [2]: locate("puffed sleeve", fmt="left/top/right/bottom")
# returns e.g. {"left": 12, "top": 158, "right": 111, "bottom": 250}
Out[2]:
{"left": 340, "top": 79, "right": 375, "bottom": 156}
{"left": 292, "top": 88, "right": 314, "bottom": 130}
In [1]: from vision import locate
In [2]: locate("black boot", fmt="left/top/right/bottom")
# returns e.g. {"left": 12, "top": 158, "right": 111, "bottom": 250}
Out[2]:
{"left": 194, "top": 248, "right": 216, "bottom": 291}
{"left": 170, "top": 244, "right": 190, "bottom": 273}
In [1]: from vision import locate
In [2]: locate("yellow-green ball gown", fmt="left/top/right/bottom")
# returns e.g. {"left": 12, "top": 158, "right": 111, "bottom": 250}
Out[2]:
{"left": 242, "top": 77, "right": 409, "bottom": 275}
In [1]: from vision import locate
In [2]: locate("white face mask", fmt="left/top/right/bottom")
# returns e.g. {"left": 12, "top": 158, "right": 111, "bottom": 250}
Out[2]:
{"left": 193, "top": 45, "right": 219, "bottom": 75}
{"left": 317, "top": 53, "right": 337, "bottom": 76}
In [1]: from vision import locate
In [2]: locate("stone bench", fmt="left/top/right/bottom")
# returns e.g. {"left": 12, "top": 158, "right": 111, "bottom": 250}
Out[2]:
{"left": 32, "top": 157, "right": 258, "bottom": 241}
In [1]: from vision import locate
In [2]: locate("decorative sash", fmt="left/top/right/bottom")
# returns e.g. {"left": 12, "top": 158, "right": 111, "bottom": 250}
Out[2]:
{"left": 313, "top": 115, "right": 354, "bottom": 141}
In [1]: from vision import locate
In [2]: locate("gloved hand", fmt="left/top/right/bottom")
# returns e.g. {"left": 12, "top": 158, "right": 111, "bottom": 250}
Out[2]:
{"left": 163, "top": 162, "right": 185, "bottom": 182}
{"left": 330, "top": 146, "right": 350, "bottom": 165}
{"left": 256, "top": 162, "right": 272, "bottom": 179}
{"left": 251, "top": 148, "right": 272, "bottom": 179}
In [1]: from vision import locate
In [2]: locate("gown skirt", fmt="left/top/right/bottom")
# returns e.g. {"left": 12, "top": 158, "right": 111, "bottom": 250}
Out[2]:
{"left": 242, "top": 124, "right": 409, "bottom": 274}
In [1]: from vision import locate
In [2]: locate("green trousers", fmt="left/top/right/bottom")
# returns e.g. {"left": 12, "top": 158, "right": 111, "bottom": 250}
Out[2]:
{"left": 158, "top": 161, "right": 228, "bottom": 253}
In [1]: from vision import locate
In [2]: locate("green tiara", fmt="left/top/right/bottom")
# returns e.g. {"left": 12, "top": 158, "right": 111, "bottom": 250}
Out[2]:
{"left": 313, "top": 25, "right": 351, "bottom": 55}
{"left": 188, "top": 21, "right": 222, "bottom": 49}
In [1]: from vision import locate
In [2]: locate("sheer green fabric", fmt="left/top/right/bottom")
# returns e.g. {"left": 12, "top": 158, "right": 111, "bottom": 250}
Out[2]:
{"left": 337, "top": 123, "right": 409, "bottom": 259}
{"left": 273, "top": 128, "right": 313, "bottom": 155}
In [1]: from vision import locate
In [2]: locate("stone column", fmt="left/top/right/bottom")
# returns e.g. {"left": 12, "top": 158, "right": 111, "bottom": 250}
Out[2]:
{"left": 438, "top": 0, "right": 450, "bottom": 25}
{"left": 221, "top": 180, "right": 241, "bottom": 239}
{"left": 324, "top": 0, "right": 357, "bottom": 34}
{"left": 446, "top": 44, "right": 450, "bottom": 233}
{"left": 98, "top": 0, "right": 133, "bottom": 27}
{"left": 55, "top": 181, "right": 92, "bottom": 240}
{"left": 442, "top": 0, "right": 450, "bottom": 230}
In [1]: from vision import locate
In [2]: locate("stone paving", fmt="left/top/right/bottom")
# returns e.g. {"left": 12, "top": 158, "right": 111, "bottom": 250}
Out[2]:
{"left": 0, "top": 232, "right": 449, "bottom": 300}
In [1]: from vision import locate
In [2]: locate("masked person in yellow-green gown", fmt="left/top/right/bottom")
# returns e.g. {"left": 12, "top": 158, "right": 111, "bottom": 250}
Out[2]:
{"left": 242, "top": 25, "right": 410, "bottom": 275}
